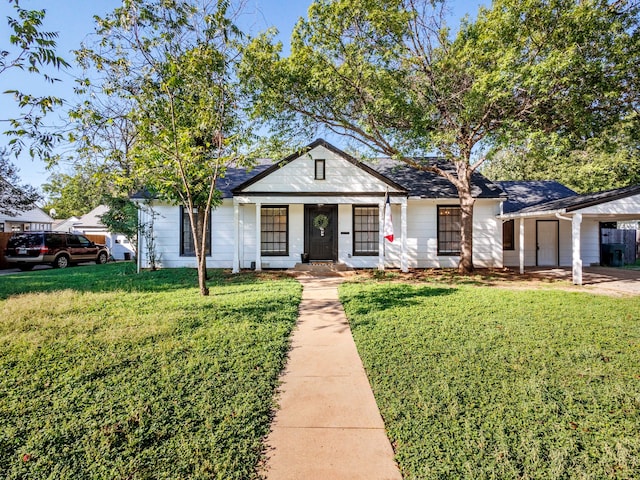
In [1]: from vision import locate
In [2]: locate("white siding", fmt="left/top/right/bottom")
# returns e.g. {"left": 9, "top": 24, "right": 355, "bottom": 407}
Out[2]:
{"left": 473, "top": 200, "right": 503, "bottom": 268}
{"left": 404, "top": 199, "right": 502, "bottom": 269}
{"left": 503, "top": 216, "right": 602, "bottom": 268}
{"left": 137, "top": 201, "right": 236, "bottom": 269}
{"left": 243, "top": 145, "right": 397, "bottom": 194}
{"left": 576, "top": 194, "right": 640, "bottom": 215}
{"left": 581, "top": 219, "right": 600, "bottom": 266}
{"left": 558, "top": 220, "right": 572, "bottom": 266}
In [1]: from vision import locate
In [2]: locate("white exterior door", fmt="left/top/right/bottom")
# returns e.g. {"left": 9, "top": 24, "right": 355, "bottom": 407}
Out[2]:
{"left": 537, "top": 220, "right": 559, "bottom": 266}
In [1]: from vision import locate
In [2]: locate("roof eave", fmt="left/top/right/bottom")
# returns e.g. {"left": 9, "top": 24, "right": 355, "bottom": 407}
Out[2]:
{"left": 232, "top": 138, "right": 408, "bottom": 195}
{"left": 498, "top": 208, "right": 568, "bottom": 220}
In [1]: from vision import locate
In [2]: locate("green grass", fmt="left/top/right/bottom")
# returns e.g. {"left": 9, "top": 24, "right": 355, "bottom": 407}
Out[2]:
{"left": 0, "top": 263, "right": 301, "bottom": 479}
{"left": 340, "top": 281, "right": 640, "bottom": 479}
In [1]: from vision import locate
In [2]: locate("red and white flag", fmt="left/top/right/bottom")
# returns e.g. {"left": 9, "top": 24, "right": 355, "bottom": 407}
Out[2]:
{"left": 384, "top": 192, "right": 394, "bottom": 242}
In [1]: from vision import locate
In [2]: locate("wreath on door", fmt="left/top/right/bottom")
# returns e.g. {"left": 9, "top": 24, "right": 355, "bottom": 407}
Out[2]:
{"left": 313, "top": 214, "right": 329, "bottom": 236}
{"left": 313, "top": 214, "right": 329, "bottom": 230}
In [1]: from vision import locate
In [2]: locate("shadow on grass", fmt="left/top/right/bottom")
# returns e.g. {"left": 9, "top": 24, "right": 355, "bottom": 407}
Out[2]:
{"left": 0, "top": 263, "right": 278, "bottom": 300}
{"left": 343, "top": 283, "right": 455, "bottom": 316}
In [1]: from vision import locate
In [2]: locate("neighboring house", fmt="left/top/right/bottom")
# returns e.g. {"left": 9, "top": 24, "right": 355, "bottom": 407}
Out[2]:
{"left": 132, "top": 139, "right": 506, "bottom": 272}
{"left": 0, "top": 204, "right": 53, "bottom": 233}
{"left": 55, "top": 205, "right": 135, "bottom": 260}
{"left": 132, "top": 139, "right": 640, "bottom": 285}
{"left": 52, "top": 216, "right": 80, "bottom": 233}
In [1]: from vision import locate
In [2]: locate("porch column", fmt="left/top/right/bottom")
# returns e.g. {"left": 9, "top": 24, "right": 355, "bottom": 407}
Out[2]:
{"left": 232, "top": 200, "right": 240, "bottom": 274}
{"left": 519, "top": 217, "right": 525, "bottom": 274}
{"left": 401, "top": 199, "right": 408, "bottom": 273}
{"left": 378, "top": 199, "right": 384, "bottom": 270}
{"left": 255, "top": 202, "right": 262, "bottom": 271}
{"left": 572, "top": 213, "right": 583, "bottom": 285}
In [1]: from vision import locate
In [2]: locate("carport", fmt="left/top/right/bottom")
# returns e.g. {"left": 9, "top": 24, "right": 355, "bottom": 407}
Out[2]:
{"left": 499, "top": 184, "right": 640, "bottom": 285}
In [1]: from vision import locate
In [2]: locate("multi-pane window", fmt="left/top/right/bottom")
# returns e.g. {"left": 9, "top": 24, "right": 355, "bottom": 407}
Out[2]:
{"left": 180, "top": 207, "right": 211, "bottom": 256}
{"left": 503, "top": 219, "right": 515, "bottom": 250}
{"left": 261, "top": 206, "right": 288, "bottom": 256}
{"left": 437, "top": 206, "right": 461, "bottom": 255}
{"left": 315, "top": 159, "right": 325, "bottom": 180}
{"left": 353, "top": 205, "right": 379, "bottom": 255}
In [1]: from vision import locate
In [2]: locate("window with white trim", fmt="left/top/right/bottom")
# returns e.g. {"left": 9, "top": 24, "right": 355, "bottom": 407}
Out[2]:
{"left": 503, "top": 219, "right": 515, "bottom": 250}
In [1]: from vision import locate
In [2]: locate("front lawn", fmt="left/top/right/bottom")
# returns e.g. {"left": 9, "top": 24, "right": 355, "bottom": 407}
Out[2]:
{"left": 340, "top": 281, "right": 640, "bottom": 479}
{"left": 0, "top": 264, "right": 301, "bottom": 479}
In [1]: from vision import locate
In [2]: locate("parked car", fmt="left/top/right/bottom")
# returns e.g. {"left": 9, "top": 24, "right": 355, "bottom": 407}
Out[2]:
{"left": 4, "top": 232, "right": 109, "bottom": 270}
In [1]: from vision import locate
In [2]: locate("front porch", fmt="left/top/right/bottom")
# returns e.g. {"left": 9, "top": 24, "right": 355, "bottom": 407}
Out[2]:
{"left": 230, "top": 197, "right": 409, "bottom": 273}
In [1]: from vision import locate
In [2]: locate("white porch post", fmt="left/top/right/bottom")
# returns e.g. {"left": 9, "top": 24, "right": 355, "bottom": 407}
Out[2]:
{"left": 255, "top": 202, "right": 262, "bottom": 272}
{"left": 378, "top": 198, "right": 384, "bottom": 270}
{"left": 572, "top": 213, "right": 583, "bottom": 285}
{"left": 519, "top": 217, "right": 525, "bottom": 274}
{"left": 401, "top": 199, "right": 408, "bottom": 273}
{"left": 232, "top": 200, "right": 240, "bottom": 274}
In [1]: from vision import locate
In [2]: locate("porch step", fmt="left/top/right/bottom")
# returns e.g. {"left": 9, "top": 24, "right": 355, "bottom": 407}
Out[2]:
{"left": 292, "top": 262, "right": 350, "bottom": 272}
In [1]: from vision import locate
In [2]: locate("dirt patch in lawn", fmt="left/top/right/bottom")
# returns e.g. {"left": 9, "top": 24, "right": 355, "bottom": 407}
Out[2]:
{"left": 348, "top": 267, "right": 639, "bottom": 297}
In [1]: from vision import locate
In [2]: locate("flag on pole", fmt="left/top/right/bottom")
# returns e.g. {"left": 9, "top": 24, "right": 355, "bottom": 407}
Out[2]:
{"left": 384, "top": 191, "right": 394, "bottom": 242}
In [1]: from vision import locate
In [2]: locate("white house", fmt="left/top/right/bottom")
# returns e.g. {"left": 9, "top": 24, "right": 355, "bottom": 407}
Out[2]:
{"left": 132, "top": 139, "right": 506, "bottom": 272}
{"left": 0, "top": 204, "right": 53, "bottom": 233}
{"left": 132, "top": 139, "right": 640, "bottom": 285}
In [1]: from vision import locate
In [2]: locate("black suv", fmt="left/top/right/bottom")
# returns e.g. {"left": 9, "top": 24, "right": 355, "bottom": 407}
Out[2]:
{"left": 4, "top": 232, "right": 109, "bottom": 270}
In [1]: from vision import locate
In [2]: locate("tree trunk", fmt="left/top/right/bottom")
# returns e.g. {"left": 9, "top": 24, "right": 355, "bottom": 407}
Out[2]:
{"left": 197, "top": 254, "right": 209, "bottom": 296}
{"left": 194, "top": 207, "right": 209, "bottom": 296}
{"left": 457, "top": 175, "right": 476, "bottom": 275}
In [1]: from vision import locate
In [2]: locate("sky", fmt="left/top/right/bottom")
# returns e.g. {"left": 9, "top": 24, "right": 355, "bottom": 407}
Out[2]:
{"left": 1, "top": 0, "right": 484, "bottom": 193}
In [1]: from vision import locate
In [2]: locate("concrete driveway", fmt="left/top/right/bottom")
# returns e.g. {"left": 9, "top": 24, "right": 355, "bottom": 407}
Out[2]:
{"left": 0, "top": 265, "right": 53, "bottom": 275}
{"left": 529, "top": 266, "right": 640, "bottom": 295}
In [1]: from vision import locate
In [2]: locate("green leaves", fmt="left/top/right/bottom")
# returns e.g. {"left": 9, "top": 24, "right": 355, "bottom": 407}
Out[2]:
{"left": 1, "top": 0, "right": 70, "bottom": 161}
{"left": 73, "top": 0, "right": 259, "bottom": 293}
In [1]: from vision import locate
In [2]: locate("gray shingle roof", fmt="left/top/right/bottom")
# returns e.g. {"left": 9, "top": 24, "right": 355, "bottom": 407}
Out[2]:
{"left": 132, "top": 139, "right": 506, "bottom": 200}
{"left": 514, "top": 183, "right": 640, "bottom": 214}
{"left": 371, "top": 159, "right": 506, "bottom": 199}
{"left": 496, "top": 181, "right": 577, "bottom": 214}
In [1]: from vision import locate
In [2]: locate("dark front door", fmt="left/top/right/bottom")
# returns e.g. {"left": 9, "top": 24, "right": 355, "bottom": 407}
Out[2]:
{"left": 305, "top": 205, "right": 338, "bottom": 261}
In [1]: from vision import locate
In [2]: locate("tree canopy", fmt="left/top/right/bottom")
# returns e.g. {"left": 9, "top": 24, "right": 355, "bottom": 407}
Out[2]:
{"left": 242, "top": 0, "right": 639, "bottom": 272}
{"left": 76, "top": 0, "right": 256, "bottom": 294}
{"left": 0, "top": 149, "right": 40, "bottom": 215}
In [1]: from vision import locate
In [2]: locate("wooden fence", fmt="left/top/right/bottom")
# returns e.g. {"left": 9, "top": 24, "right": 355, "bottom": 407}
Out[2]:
{"left": 602, "top": 228, "right": 637, "bottom": 264}
{"left": 85, "top": 234, "right": 107, "bottom": 245}
{"left": 0, "top": 232, "right": 12, "bottom": 269}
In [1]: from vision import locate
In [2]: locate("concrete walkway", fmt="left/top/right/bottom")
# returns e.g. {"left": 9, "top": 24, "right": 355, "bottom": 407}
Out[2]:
{"left": 262, "top": 275, "right": 402, "bottom": 480}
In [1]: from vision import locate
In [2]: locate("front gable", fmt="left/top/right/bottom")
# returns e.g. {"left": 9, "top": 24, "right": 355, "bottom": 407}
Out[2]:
{"left": 233, "top": 139, "right": 406, "bottom": 195}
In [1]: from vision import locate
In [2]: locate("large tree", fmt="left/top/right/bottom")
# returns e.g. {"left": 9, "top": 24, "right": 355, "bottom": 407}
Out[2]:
{"left": 41, "top": 164, "right": 106, "bottom": 219}
{"left": 241, "top": 0, "right": 638, "bottom": 273}
{"left": 77, "top": 0, "right": 254, "bottom": 295}
{"left": 482, "top": 119, "right": 640, "bottom": 193}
